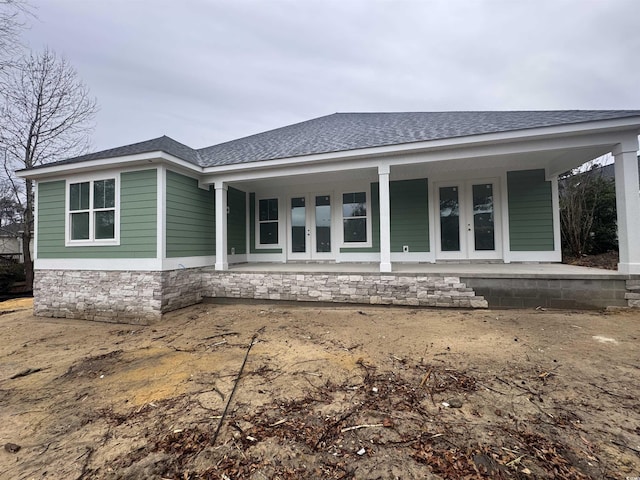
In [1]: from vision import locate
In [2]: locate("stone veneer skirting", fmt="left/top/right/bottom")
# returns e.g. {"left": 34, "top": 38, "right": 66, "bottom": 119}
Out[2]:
{"left": 34, "top": 268, "right": 639, "bottom": 325}
{"left": 201, "top": 270, "right": 488, "bottom": 309}
{"left": 34, "top": 268, "right": 206, "bottom": 325}
{"left": 33, "top": 268, "right": 488, "bottom": 324}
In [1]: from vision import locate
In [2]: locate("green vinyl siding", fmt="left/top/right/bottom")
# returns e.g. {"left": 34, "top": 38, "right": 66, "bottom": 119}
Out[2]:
{"left": 227, "top": 186, "right": 246, "bottom": 255}
{"left": 340, "top": 182, "right": 380, "bottom": 253}
{"left": 37, "top": 169, "right": 157, "bottom": 258}
{"left": 507, "top": 169, "right": 554, "bottom": 251}
{"left": 249, "top": 192, "right": 282, "bottom": 254}
{"left": 166, "top": 170, "right": 215, "bottom": 258}
{"left": 390, "top": 179, "right": 429, "bottom": 252}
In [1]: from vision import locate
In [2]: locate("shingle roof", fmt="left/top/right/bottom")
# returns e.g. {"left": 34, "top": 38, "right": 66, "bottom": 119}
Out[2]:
{"left": 197, "top": 111, "right": 640, "bottom": 167}
{"left": 29, "top": 110, "right": 640, "bottom": 171}
{"left": 32, "top": 135, "right": 201, "bottom": 169}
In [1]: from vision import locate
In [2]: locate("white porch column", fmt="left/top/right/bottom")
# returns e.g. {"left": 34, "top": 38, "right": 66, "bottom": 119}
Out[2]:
{"left": 215, "top": 182, "right": 228, "bottom": 271}
{"left": 613, "top": 138, "right": 640, "bottom": 274}
{"left": 378, "top": 165, "right": 392, "bottom": 272}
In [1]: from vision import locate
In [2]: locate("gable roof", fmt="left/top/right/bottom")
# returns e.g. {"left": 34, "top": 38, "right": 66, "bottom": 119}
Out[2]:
{"left": 24, "top": 110, "right": 640, "bottom": 171}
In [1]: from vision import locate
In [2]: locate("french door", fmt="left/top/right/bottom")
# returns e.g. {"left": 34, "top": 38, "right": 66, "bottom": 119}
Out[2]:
{"left": 288, "top": 194, "right": 333, "bottom": 260}
{"left": 436, "top": 180, "right": 501, "bottom": 260}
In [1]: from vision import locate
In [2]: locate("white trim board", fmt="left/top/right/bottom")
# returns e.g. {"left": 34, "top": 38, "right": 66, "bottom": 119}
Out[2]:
{"left": 36, "top": 255, "right": 217, "bottom": 271}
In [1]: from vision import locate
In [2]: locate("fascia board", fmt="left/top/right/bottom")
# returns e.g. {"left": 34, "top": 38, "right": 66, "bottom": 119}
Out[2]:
{"left": 15, "top": 151, "right": 203, "bottom": 179}
{"left": 202, "top": 117, "right": 640, "bottom": 176}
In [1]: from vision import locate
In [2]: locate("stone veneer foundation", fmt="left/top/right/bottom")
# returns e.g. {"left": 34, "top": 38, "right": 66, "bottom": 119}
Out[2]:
{"left": 34, "top": 268, "right": 205, "bottom": 325}
{"left": 34, "top": 268, "right": 639, "bottom": 325}
{"left": 33, "top": 268, "right": 488, "bottom": 324}
{"left": 202, "top": 270, "right": 488, "bottom": 309}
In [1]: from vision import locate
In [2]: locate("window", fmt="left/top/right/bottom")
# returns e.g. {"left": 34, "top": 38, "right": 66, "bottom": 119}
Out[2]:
{"left": 68, "top": 178, "right": 117, "bottom": 244}
{"left": 342, "top": 192, "right": 367, "bottom": 243}
{"left": 258, "top": 198, "right": 278, "bottom": 245}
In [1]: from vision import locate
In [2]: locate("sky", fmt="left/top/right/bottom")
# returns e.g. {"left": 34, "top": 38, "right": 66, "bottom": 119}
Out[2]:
{"left": 19, "top": 0, "right": 640, "bottom": 153}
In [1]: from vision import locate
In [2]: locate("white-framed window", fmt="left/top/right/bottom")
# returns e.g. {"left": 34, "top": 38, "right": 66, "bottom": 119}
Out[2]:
{"left": 257, "top": 197, "right": 279, "bottom": 246}
{"left": 66, "top": 176, "right": 120, "bottom": 246}
{"left": 342, "top": 190, "right": 370, "bottom": 245}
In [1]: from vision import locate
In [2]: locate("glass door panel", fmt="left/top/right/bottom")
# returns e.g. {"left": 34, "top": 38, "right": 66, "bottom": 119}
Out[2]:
{"left": 472, "top": 183, "right": 495, "bottom": 251}
{"left": 291, "top": 196, "right": 306, "bottom": 253}
{"left": 439, "top": 186, "right": 460, "bottom": 252}
{"left": 315, "top": 195, "right": 331, "bottom": 253}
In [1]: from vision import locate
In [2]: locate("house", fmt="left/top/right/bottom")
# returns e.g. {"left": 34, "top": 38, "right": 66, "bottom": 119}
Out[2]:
{"left": 17, "top": 111, "right": 640, "bottom": 323}
{"left": 0, "top": 223, "right": 23, "bottom": 262}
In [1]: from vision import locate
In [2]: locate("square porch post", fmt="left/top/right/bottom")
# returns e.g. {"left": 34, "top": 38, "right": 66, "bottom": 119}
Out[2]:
{"left": 215, "top": 182, "right": 228, "bottom": 271}
{"left": 378, "top": 165, "right": 392, "bottom": 272}
{"left": 613, "top": 139, "right": 640, "bottom": 274}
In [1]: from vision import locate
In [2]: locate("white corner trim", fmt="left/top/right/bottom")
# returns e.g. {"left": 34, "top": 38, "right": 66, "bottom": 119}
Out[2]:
{"left": 33, "top": 181, "right": 39, "bottom": 260}
{"left": 500, "top": 172, "right": 511, "bottom": 263}
{"left": 157, "top": 166, "right": 166, "bottom": 259}
{"left": 550, "top": 176, "right": 562, "bottom": 258}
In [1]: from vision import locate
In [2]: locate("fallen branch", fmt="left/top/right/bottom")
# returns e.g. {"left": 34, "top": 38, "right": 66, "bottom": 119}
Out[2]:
{"left": 75, "top": 446, "right": 94, "bottom": 480}
{"left": 589, "top": 383, "right": 635, "bottom": 400}
{"left": 202, "top": 332, "right": 239, "bottom": 341}
{"left": 211, "top": 329, "right": 262, "bottom": 447}
{"left": 341, "top": 423, "right": 385, "bottom": 433}
{"left": 419, "top": 368, "right": 433, "bottom": 387}
{"left": 10, "top": 367, "right": 43, "bottom": 379}
{"left": 611, "top": 439, "right": 640, "bottom": 455}
{"left": 506, "top": 454, "right": 526, "bottom": 466}
{"left": 476, "top": 381, "right": 507, "bottom": 395}
{"left": 314, "top": 409, "right": 357, "bottom": 450}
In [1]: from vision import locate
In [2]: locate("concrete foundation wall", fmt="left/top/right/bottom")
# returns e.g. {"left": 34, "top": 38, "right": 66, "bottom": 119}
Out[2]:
{"left": 463, "top": 277, "right": 631, "bottom": 309}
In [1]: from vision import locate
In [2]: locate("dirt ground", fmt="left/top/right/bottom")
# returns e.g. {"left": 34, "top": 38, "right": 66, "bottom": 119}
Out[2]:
{"left": 1, "top": 298, "right": 639, "bottom": 480}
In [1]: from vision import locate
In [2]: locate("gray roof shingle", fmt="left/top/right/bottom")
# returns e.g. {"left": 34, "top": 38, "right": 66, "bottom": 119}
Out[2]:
{"left": 32, "top": 135, "right": 201, "bottom": 169}
{"left": 29, "top": 110, "right": 640, "bottom": 171}
{"left": 197, "top": 111, "right": 640, "bottom": 167}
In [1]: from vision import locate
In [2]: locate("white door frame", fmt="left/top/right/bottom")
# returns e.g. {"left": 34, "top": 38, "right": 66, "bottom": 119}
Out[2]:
{"left": 434, "top": 178, "right": 502, "bottom": 261}
{"left": 287, "top": 192, "right": 334, "bottom": 261}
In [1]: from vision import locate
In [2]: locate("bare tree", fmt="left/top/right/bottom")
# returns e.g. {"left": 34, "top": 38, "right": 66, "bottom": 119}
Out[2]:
{"left": 0, "top": 0, "right": 30, "bottom": 72}
{"left": 559, "top": 160, "right": 613, "bottom": 258}
{"left": 0, "top": 48, "right": 98, "bottom": 290}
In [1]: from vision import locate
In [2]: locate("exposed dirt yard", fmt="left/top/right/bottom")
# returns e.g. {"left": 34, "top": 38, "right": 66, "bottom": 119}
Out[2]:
{"left": 1, "top": 298, "right": 639, "bottom": 479}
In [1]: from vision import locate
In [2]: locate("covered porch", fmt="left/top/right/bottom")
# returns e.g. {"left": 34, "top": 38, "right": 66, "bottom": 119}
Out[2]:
{"left": 206, "top": 127, "right": 640, "bottom": 276}
{"left": 198, "top": 261, "right": 638, "bottom": 310}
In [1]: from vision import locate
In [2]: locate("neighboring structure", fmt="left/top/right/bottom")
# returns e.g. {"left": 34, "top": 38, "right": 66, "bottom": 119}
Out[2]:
{"left": 0, "top": 223, "right": 23, "bottom": 262}
{"left": 594, "top": 156, "right": 640, "bottom": 184}
{"left": 17, "top": 111, "right": 640, "bottom": 322}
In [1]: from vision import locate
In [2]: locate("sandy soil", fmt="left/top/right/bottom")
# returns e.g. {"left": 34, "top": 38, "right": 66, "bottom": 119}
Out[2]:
{"left": 0, "top": 298, "right": 639, "bottom": 479}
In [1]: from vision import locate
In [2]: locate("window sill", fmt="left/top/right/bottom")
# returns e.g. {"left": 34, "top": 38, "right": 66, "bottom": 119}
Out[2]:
{"left": 65, "top": 239, "right": 120, "bottom": 247}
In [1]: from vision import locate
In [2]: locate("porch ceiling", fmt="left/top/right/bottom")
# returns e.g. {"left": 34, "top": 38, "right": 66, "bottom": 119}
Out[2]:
{"left": 228, "top": 142, "right": 613, "bottom": 190}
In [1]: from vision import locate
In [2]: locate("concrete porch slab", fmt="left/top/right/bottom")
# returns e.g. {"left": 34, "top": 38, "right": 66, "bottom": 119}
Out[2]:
{"left": 228, "top": 262, "right": 627, "bottom": 279}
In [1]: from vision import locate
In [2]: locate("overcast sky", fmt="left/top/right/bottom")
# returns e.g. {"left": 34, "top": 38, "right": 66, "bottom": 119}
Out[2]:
{"left": 20, "top": 0, "right": 640, "bottom": 152}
